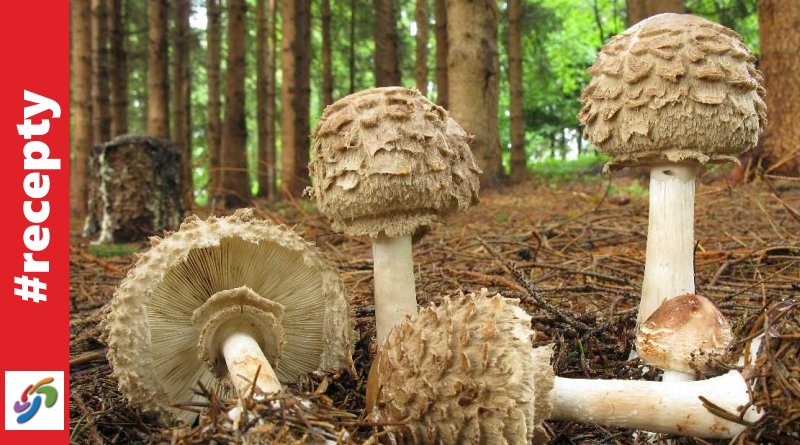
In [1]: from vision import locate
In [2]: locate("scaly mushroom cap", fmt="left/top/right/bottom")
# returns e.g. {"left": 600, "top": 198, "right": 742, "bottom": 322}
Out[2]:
{"left": 308, "top": 87, "right": 481, "bottom": 238}
{"left": 578, "top": 13, "right": 766, "bottom": 169}
{"left": 636, "top": 294, "right": 733, "bottom": 375}
{"left": 104, "top": 209, "right": 351, "bottom": 423}
{"left": 371, "top": 290, "right": 554, "bottom": 444}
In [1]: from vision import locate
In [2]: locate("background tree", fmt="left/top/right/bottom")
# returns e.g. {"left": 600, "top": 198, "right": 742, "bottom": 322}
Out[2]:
{"left": 447, "top": 0, "right": 502, "bottom": 184}
{"left": 256, "top": 0, "right": 270, "bottom": 197}
{"left": 108, "top": 0, "right": 128, "bottom": 137}
{"left": 434, "top": 0, "right": 448, "bottom": 107}
{"left": 756, "top": 0, "right": 799, "bottom": 176}
{"left": 206, "top": 0, "right": 223, "bottom": 198}
{"left": 220, "top": 0, "right": 250, "bottom": 207}
{"left": 72, "top": 0, "right": 93, "bottom": 219}
{"left": 267, "top": 0, "right": 278, "bottom": 198}
{"left": 508, "top": 0, "right": 525, "bottom": 182}
{"left": 281, "top": 0, "right": 312, "bottom": 196}
{"left": 172, "top": 0, "right": 192, "bottom": 208}
{"left": 147, "top": 0, "right": 169, "bottom": 138}
{"left": 322, "top": 0, "right": 334, "bottom": 105}
{"left": 628, "top": 0, "right": 684, "bottom": 25}
{"left": 416, "top": 0, "right": 429, "bottom": 95}
{"left": 374, "top": 0, "right": 402, "bottom": 86}
{"left": 92, "top": 0, "right": 111, "bottom": 144}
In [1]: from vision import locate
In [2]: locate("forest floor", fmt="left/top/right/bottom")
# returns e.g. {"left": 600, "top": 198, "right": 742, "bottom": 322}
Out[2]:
{"left": 68, "top": 174, "right": 800, "bottom": 444}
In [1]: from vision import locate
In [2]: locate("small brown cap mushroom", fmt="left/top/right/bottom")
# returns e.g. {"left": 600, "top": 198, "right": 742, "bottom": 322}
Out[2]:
{"left": 578, "top": 13, "right": 766, "bottom": 170}
{"left": 370, "top": 290, "right": 554, "bottom": 445}
{"left": 635, "top": 294, "right": 733, "bottom": 375}
{"left": 104, "top": 209, "right": 352, "bottom": 423}
{"left": 308, "top": 87, "right": 481, "bottom": 238}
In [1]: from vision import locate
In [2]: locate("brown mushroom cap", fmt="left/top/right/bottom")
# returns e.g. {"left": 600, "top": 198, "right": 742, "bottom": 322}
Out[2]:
{"left": 635, "top": 294, "right": 733, "bottom": 375}
{"left": 371, "top": 290, "right": 554, "bottom": 444}
{"left": 104, "top": 209, "right": 351, "bottom": 423}
{"left": 578, "top": 13, "right": 766, "bottom": 169}
{"left": 308, "top": 87, "right": 481, "bottom": 238}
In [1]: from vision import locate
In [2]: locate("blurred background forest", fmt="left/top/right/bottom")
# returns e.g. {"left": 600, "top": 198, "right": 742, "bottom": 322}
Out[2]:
{"left": 69, "top": 0, "right": 797, "bottom": 219}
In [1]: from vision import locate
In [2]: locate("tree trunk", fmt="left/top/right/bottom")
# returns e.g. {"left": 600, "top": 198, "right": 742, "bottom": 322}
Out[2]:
{"left": 627, "top": 0, "right": 684, "bottom": 26}
{"left": 173, "top": 0, "right": 192, "bottom": 209}
{"left": 508, "top": 0, "right": 525, "bottom": 182}
{"left": 92, "top": 0, "right": 111, "bottom": 144}
{"left": 72, "top": 0, "right": 93, "bottom": 219}
{"left": 267, "top": 0, "right": 278, "bottom": 199}
{"left": 108, "top": 0, "right": 128, "bottom": 137}
{"left": 322, "top": 0, "right": 334, "bottom": 105}
{"left": 434, "top": 0, "right": 448, "bottom": 108}
{"left": 415, "top": 0, "right": 428, "bottom": 95}
{"left": 257, "top": 0, "right": 269, "bottom": 196}
{"left": 281, "top": 0, "right": 312, "bottom": 197}
{"left": 374, "top": 0, "right": 401, "bottom": 86}
{"left": 757, "top": 0, "right": 800, "bottom": 176}
{"left": 220, "top": 0, "right": 250, "bottom": 207}
{"left": 446, "top": 0, "right": 502, "bottom": 184}
{"left": 349, "top": 0, "right": 357, "bottom": 94}
{"left": 147, "top": 0, "right": 169, "bottom": 138}
{"left": 207, "top": 0, "right": 223, "bottom": 200}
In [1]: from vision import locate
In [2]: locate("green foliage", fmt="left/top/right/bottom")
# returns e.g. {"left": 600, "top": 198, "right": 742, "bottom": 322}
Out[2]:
{"left": 88, "top": 244, "right": 139, "bottom": 258}
{"left": 528, "top": 152, "right": 607, "bottom": 182}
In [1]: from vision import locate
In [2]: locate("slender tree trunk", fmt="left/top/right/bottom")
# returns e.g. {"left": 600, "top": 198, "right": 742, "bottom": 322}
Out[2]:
{"left": 173, "top": 0, "right": 192, "bottom": 209}
{"left": 220, "top": 0, "right": 250, "bottom": 207}
{"left": 758, "top": 0, "right": 800, "bottom": 176}
{"left": 108, "top": 0, "right": 128, "bottom": 136}
{"left": 207, "top": 0, "right": 223, "bottom": 200}
{"left": 281, "top": 0, "right": 312, "bottom": 197}
{"left": 267, "top": 0, "right": 278, "bottom": 199}
{"left": 72, "top": 0, "right": 93, "bottom": 219}
{"left": 415, "top": 0, "right": 429, "bottom": 95}
{"left": 92, "top": 0, "right": 111, "bottom": 144}
{"left": 446, "top": 0, "right": 502, "bottom": 184}
{"left": 626, "top": 0, "right": 684, "bottom": 26}
{"left": 349, "top": 0, "right": 357, "bottom": 93}
{"left": 434, "top": 0, "right": 448, "bottom": 107}
{"left": 508, "top": 0, "right": 525, "bottom": 182}
{"left": 256, "top": 0, "right": 276, "bottom": 197}
{"left": 374, "top": 0, "right": 402, "bottom": 86}
{"left": 322, "top": 0, "right": 334, "bottom": 105}
{"left": 147, "top": 0, "right": 169, "bottom": 138}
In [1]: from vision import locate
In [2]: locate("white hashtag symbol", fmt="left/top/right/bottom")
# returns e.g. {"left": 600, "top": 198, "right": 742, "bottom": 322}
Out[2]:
{"left": 13, "top": 275, "right": 47, "bottom": 303}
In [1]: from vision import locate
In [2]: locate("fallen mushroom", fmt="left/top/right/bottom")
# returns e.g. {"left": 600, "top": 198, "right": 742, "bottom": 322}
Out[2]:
{"left": 367, "top": 291, "right": 761, "bottom": 443}
{"left": 104, "top": 209, "right": 352, "bottom": 423}
{"left": 577, "top": 13, "right": 766, "bottom": 381}
{"left": 635, "top": 293, "right": 733, "bottom": 378}
{"left": 308, "top": 87, "right": 481, "bottom": 344}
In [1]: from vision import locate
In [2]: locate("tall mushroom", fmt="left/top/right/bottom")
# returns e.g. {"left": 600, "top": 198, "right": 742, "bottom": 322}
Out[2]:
{"left": 368, "top": 291, "right": 761, "bottom": 443}
{"left": 104, "top": 209, "right": 352, "bottom": 423}
{"left": 308, "top": 87, "right": 481, "bottom": 344}
{"left": 577, "top": 13, "right": 766, "bottom": 381}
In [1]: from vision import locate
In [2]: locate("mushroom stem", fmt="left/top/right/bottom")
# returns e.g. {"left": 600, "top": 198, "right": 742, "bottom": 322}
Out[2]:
{"left": 550, "top": 370, "right": 759, "bottom": 439}
{"left": 221, "top": 325, "right": 282, "bottom": 398}
{"left": 640, "top": 162, "right": 698, "bottom": 382}
{"left": 372, "top": 234, "right": 417, "bottom": 345}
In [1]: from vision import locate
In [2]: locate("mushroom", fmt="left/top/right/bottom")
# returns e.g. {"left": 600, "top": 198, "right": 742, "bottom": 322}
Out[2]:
{"left": 104, "top": 209, "right": 352, "bottom": 423}
{"left": 308, "top": 87, "right": 481, "bottom": 344}
{"left": 367, "top": 291, "right": 761, "bottom": 443}
{"left": 577, "top": 13, "right": 766, "bottom": 381}
{"left": 635, "top": 293, "right": 733, "bottom": 377}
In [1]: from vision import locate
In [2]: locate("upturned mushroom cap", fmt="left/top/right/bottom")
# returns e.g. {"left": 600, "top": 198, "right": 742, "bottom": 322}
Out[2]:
{"left": 104, "top": 209, "right": 351, "bottom": 423}
{"left": 308, "top": 87, "right": 481, "bottom": 238}
{"left": 578, "top": 13, "right": 766, "bottom": 169}
{"left": 369, "top": 290, "right": 554, "bottom": 444}
{"left": 635, "top": 294, "right": 733, "bottom": 375}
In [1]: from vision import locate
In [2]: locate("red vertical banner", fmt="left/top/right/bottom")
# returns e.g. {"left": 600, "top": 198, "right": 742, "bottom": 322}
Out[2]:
{"left": 0, "top": 1, "right": 70, "bottom": 442}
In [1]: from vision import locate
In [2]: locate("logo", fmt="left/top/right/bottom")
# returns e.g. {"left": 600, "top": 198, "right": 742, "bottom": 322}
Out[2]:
{"left": 4, "top": 371, "right": 64, "bottom": 430}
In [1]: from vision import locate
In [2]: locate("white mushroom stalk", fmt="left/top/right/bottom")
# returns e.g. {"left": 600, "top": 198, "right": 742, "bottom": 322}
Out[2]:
{"left": 308, "top": 87, "right": 481, "bottom": 346}
{"left": 369, "top": 292, "right": 762, "bottom": 443}
{"left": 220, "top": 325, "right": 282, "bottom": 396}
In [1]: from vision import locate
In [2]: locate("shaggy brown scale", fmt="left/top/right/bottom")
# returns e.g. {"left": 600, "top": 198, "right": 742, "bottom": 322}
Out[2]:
{"left": 308, "top": 87, "right": 481, "bottom": 238}
{"left": 578, "top": 13, "right": 767, "bottom": 168}
{"left": 370, "top": 291, "right": 554, "bottom": 445}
